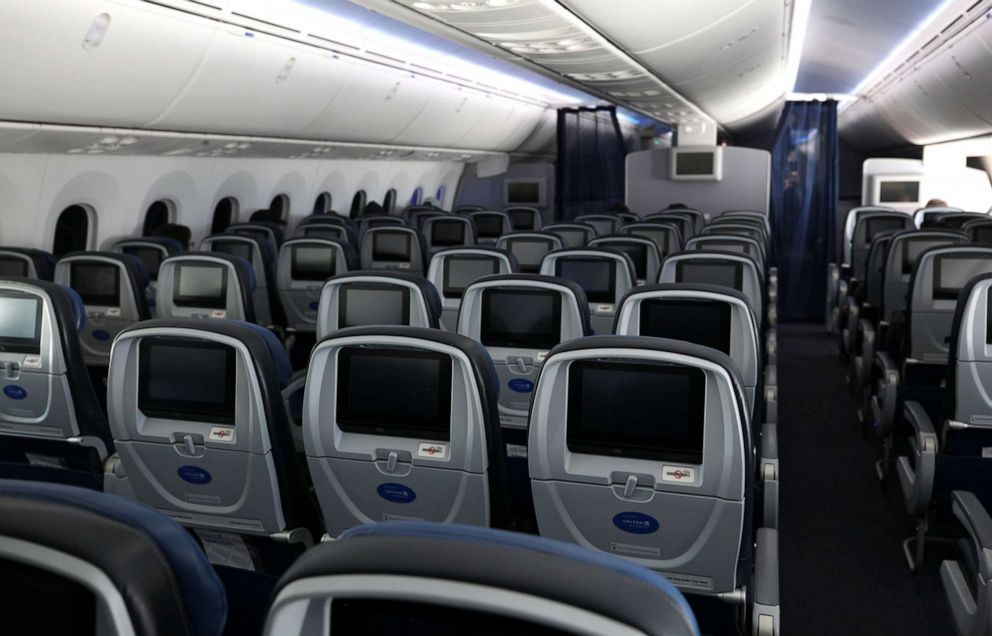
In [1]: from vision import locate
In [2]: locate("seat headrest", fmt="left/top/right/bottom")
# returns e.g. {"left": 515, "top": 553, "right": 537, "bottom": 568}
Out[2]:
{"left": 149, "top": 224, "right": 192, "bottom": 249}
{"left": 273, "top": 521, "right": 698, "bottom": 636}
{"left": 431, "top": 245, "right": 519, "bottom": 271}
{"left": 204, "top": 232, "right": 276, "bottom": 266}
{"left": 0, "top": 247, "right": 57, "bottom": 281}
{"left": 328, "top": 270, "right": 442, "bottom": 326}
{"left": 0, "top": 479, "right": 226, "bottom": 636}
{"left": 115, "top": 237, "right": 185, "bottom": 255}
{"left": 623, "top": 282, "right": 753, "bottom": 309}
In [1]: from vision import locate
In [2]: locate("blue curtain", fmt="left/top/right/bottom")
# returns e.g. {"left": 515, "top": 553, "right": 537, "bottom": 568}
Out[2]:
{"left": 770, "top": 100, "right": 839, "bottom": 321}
{"left": 556, "top": 106, "right": 626, "bottom": 221}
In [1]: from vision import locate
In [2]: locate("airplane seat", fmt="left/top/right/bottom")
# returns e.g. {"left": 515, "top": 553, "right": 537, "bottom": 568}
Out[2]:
{"left": 838, "top": 212, "right": 915, "bottom": 350}
{"left": 298, "top": 214, "right": 352, "bottom": 228}
{"left": 614, "top": 282, "right": 772, "bottom": 422}
{"left": 54, "top": 251, "right": 151, "bottom": 367}
{"left": 0, "top": 247, "right": 57, "bottom": 281}
{"left": 685, "top": 235, "right": 766, "bottom": 275}
{"left": 574, "top": 214, "right": 621, "bottom": 237}
{"left": 407, "top": 210, "right": 446, "bottom": 232}
{"left": 201, "top": 233, "right": 278, "bottom": 328}
{"left": 495, "top": 231, "right": 563, "bottom": 275}
{"left": 466, "top": 210, "right": 512, "bottom": 245}
{"left": 644, "top": 212, "right": 696, "bottom": 242}
{"left": 357, "top": 215, "right": 409, "bottom": 237}
{"left": 425, "top": 246, "right": 517, "bottom": 330}
{"left": 848, "top": 230, "right": 899, "bottom": 397}
{"left": 504, "top": 206, "right": 543, "bottom": 231}
{"left": 589, "top": 234, "right": 663, "bottom": 285}
{"left": 149, "top": 223, "right": 193, "bottom": 250}
{"left": 936, "top": 212, "right": 989, "bottom": 230}
{"left": 316, "top": 270, "right": 441, "bottom": 337}
{"left": 0, "top": 479, "right": 226, "bottom": 636}
{"left": 249, "top": 209, "right": 287, "bottom": 227}
{"left": 654, "top": 208, "right": 706, "bottom": 233}
{"left": 227, "top": 223, "right": 282, "bottom": 253}
{"left": 621, "top": 221, "right": 683, "bottom": 257}
{"left": 963, "top": 219, "right": 992, "bottom": 245}
{"left": 539, "top": 247, "right": 636, "bottom": 335}
{"left": 457, "top": 274, "right": 592, "bottom": 430}
{"left": 616, "top": 211, "right": 640, "bottom": 225}
{"left": 422, "top": 215, "right": 476, "bottom": 255}
{"left": 0, "top": 279, "right": 110, "bottom": 489}
{"left": 544, "top": 222, "right": 596, "bottom": 248}
{"left": 527, "top": 335, "right": 778, "bottom": 635}
{"left": 873, "top": 246, "right": 992, "bottom": 481}
{"left": 659, "top": 250, "right": 770, "bottom": 341}
{"left": 303, "top": 326, "right": 515, "bottom": 535}
{"left": 105, "top": 318, "right": 317, "bottom": 572}
{"left": 112, "top": 237, "right": 185, "bottom": 314}
{"left": 156, "top": 253, "right": 257, "bottom": 324}
{"left": 453, "top": 204, "right": 485, "bottom": 213}
{"left": 359, "top": 226, "right": 428, "bottom": 274}
{"left": 719, "top": 210, "right": 771, "bottom": 235}
{"left": 701, "top": 222, "right": 767, "bottom": 248}
{"left": 457, "top": 273, "right": 590, "bottom": 526}
{"left": 276, "top": 238, "right": 358, "bottom": 333}
{"left": 893, "top": 272, "right": 992, "bottom": 575}
{"left": 915, "top": 206, "right": 965, "bottom": 229}
{"left": 263, "top": 520, "right": 700, "bottom": 636}
{"left": 295, "top": 221, "right": 357, "bottom": 247}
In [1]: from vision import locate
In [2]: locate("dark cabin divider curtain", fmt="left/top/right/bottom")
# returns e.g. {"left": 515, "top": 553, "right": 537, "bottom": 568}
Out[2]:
{"left": 770, "top": 100, "right": 839, "bottom": 321}
{"left": 556, "top": 106, "right": 626, "bottom": 221}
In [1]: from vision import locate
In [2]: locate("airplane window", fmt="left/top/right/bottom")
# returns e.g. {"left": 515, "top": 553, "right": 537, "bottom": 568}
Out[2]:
{"left": 436, "top": 185, "right": 446, "bottom": 206}
{"left": 211, "top": 197, "right": 238, "bottom": 233}
{"left": 410, "top": 187, "right": 423, "bottom": 206}
{"left": 383, "top": 188, "right": 397, "bottom": 214}
{"left": 53, "top": 204, "right": 91, "bottom": 257}
{"left": 270, "top": 194, "right": 290, "bottom": 221}
{"left": 350, "top": 191, "right": 367, "bottom": 216}
{"left": 313, "top": 192, "right": 332, "bottom": 215}
{"left": 142, "top": 200, "right": 172, "bottom": 236}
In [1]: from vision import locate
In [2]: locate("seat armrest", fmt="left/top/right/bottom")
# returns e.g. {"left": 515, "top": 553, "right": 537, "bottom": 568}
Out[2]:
{"left": 953, "top": 491, "right": 992, "bottom": 578}
{"left": 753, "top": 527, "right": 780, "bottom": 636}
{"left": 871, "top": 351, "right": 901, "bottom": 436}
{"left": 761, "top": 423, "right": 779, "bottom": 530}
{"left": 764, "top": 365, "right": 777, "bottom": 424}
{"left": 896, "top": 400, "right": 938, "bottom": 518}
{"left": 941, "top": 490, "right": 992, "bottom": 636}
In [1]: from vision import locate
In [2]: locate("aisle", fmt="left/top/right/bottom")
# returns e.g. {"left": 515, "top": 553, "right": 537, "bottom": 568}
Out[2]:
{"left": 777, "top": 324, "right": 952, "bottom": 635}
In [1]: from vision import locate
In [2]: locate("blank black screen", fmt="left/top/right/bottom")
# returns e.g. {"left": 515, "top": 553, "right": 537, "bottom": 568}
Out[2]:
{"left": 122, "top": 246, "right": 164, "bottom": 280}
{"left": 676, "top": 151, "right": 715, "bottom": 176}
{"left": 676, "top": 261, "right": 742, "bottom": 290}
{"left": 71, "top": 263, "right": 120, "bottom": 306}
{"left": 902, "top": 239, "right": 950, "bottom": 275}
{"left": 879, "top": 180, "right": 920, "bottom": 203}
{"left": 442, "top": 256, "right": 498, "bottom": 298}
{"left": 138, "top": 339, "right": 236, "bottom": 424}
{"left": 331, "top": 598, "right": 571, "bottom": 635}
{"left": 211, "top": 240, "right": 254, "bottom": 263}
{"left": 291, "top": 246, "right": 335, "bottom": 281}
{"left": 336, "top": 348, "right": 451, "bottom": 440}
{"left": 0, "top": 294, "right": 42, "bottom": 354}
{"left": 480, "top": 288, "right": 561, "bottom": 349}
{"left": 864, "top": 218, "right": 906, "bottom": 242}
{"left": 567, "top": 360, "right": 705, "bottom": 463}
{"left": 303, "top": 226, "right": 346, "bottom": 241}
{"left": 605, "top": 243, "right": 647, "bottom": 280}
{"left": 508, "top": 209, "right": 535, "bottom": 230}
{"left": 933, "top": 256, "right": 992, "bottom": 300}
{"left": 339, "top": 285, "right": 410, "bottom": 327}
{"left": 553, "top": 229, "right": 588, "bottom": 248}
{"left": 373, "top": 232, "right": 411, "bottom": 262}
{"left": 507, "top": 239, "right": 552, "bottom": 273}
{"left": 973, "top": 226, "right": 992, "bottom": 245}
{"left": 555, "top": 258, "right": 616, "bottom": 303}
{"left": 173, "top": 264, "right": 227, "bottom": 309}
{"left": 0, "top": 257, "right": 28, "bottom": 278}
{"left": 506, "top": 182, "right": 542, "bottom": 206}
{"left": 699, "top": 240, "right": 749, "bottom": 256}
{"left": 584, "top": 218, "right": 615, "bottom": 236}
{"left": 431, "top": 221, "right": 465, "bottom": 246}
{"left": 640, "top": 299, "right": 732, "bottom": 354}
{"left": 473, "top": 215, "right": 504, "bottom": 239}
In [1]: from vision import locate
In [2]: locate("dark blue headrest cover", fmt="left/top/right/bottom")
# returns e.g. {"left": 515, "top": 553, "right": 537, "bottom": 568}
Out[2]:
{"left": 57, "top": 284, "right": 87, "bottom": 330}
{"left": 239, "top": 322, "right": 293, "bottom": 388}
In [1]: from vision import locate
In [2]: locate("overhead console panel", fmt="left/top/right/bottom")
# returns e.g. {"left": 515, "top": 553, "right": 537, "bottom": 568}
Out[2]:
{"left": 0, "top": 0, "right": 570, "bottom": 154}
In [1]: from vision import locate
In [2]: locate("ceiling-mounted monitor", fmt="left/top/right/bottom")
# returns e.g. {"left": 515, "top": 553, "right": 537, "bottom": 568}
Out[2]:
{"left": 870, "top": 175, "right": 922, "bottom": 206}
{"left": 504, "top": 178, "right": 546, "bottom": 207}
{"left": 670, "top": 146, "right": 723, "bottom": 181}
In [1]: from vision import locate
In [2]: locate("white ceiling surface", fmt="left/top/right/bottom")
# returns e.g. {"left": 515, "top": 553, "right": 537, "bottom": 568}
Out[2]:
{"left": 372, "top": 0, "right": 799, "bottom": 130}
